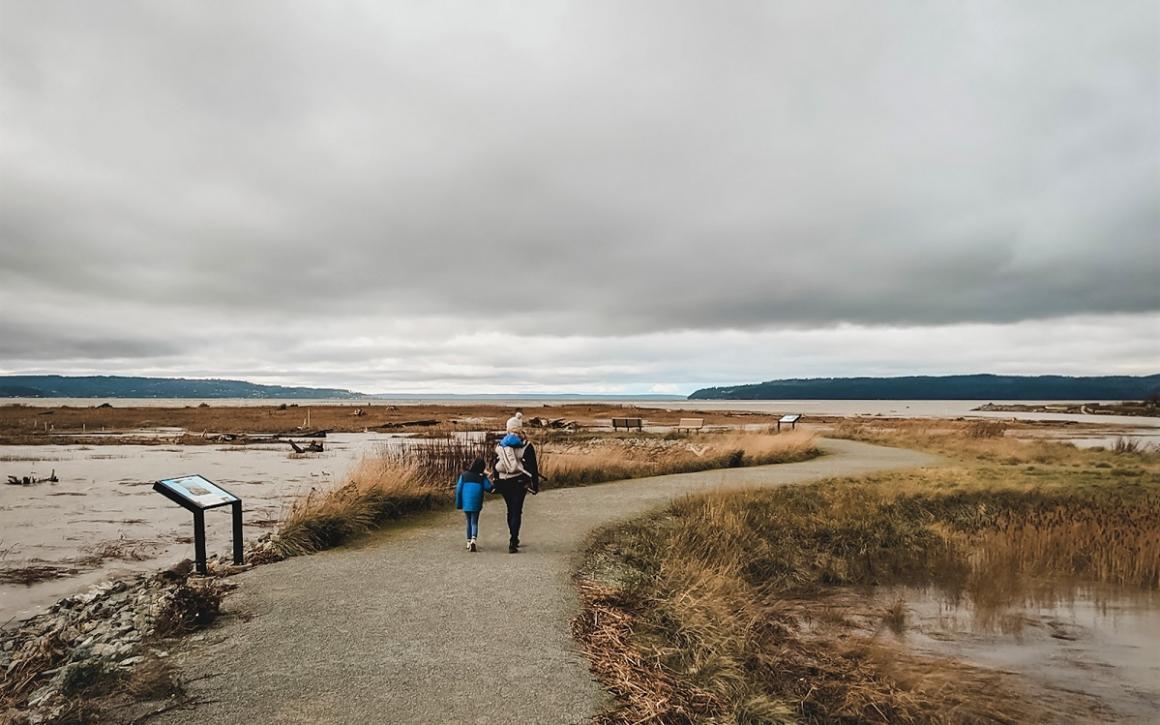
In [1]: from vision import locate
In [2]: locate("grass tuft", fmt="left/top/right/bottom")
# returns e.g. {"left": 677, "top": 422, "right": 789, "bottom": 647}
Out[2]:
{"left": 275, "top": 458, "right": 440, "bottom": 556}
{"left": 153, "top": 579, "right": 225, "bottom": 636}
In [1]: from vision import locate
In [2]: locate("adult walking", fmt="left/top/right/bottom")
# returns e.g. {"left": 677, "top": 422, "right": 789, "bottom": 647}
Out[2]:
{"left": 492, "top": 412, "right": 540, "bottom": 553}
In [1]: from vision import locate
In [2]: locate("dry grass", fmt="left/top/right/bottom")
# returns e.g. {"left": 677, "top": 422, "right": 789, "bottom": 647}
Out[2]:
{"left": 123, "top": 656, "right": 184, "bottom": 701}
{"left": 275, "top": 457, "right": 440, "bottom": 556}
{"left": 380, "top": 434, "right": 492, "bottom": 485}
{"left": 543, "top": 430, "right": 819, "bottom": 488}
{"left": 574, "top": 433, "right": 1159, "bottom": 723}
{"left": 153, "top": 579, "right": 226, "bottom": 637}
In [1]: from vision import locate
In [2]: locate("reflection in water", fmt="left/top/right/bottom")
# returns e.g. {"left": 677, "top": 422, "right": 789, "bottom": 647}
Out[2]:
{"left": 877, "top": 582, "right": 1160, "bottom": 722}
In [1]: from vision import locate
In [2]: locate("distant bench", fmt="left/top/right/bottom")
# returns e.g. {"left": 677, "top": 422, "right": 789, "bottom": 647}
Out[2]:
{"left": 611, "top": 417, "right": 643, "bottom": 431}
{"left": 675, "top": 417, "right": 704, "bottom": 433}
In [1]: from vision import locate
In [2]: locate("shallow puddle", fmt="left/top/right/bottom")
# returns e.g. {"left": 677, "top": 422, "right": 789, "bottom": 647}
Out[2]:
{"left": 874, "top": 583, "right": 1160, "bottom": 721}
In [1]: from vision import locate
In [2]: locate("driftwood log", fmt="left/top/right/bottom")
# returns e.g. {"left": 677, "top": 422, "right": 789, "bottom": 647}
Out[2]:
{"left": 527, "top": 416, "right": 578, "bottom": 430}
{"left": 376, "top": 420, "right": 439, "bottom": 430}
{"left": 6, "top": 469, "right": 58, "bottom": 486}
{"left": 291, "top": 429, "right": 330, "bottom": 438}
{"left": 289, "top": 440, "right": 324, "bottom": 454}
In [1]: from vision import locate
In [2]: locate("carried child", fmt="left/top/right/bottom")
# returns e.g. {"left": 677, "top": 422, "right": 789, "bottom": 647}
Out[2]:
{"left": 454, "top": 457, "right": 493, "bottom": 552}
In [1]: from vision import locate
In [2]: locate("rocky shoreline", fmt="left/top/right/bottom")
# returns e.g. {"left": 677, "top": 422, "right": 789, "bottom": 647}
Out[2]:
{"left": 0, "top": 536, "right": 286, "bottom": 724}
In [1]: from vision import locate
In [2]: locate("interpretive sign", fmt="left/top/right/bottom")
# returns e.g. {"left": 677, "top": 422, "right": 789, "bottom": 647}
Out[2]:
{"left": 153, "top": 474, "right": 244, "bottom": 574}
{"left": 156, "top": 475, "right": 238, "bottom": 510}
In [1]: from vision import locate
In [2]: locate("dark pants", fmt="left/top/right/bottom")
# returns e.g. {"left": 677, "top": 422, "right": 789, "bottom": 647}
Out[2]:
{"left": 498, "top": 477, "right": 529, "bottom": 545}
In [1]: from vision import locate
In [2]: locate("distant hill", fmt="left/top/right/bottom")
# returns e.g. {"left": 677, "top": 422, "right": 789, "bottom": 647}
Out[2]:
{"left": 688, "top": 374, "right": 1160, "bottom": 401}
{"left": 0, "top": 375, "right": 361, "bottom": 399}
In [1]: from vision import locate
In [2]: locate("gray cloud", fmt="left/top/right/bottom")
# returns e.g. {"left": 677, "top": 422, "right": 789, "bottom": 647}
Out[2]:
{"left": 1, "top": 1, "right": 1157, "bottom": 388}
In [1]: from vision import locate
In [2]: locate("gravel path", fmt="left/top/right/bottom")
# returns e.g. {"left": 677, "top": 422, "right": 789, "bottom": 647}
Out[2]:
{"left": 159, "top": 439, "right": 935, "bottom": 725}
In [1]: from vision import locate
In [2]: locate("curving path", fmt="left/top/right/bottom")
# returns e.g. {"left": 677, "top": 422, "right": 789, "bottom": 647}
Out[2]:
{"left": 159, "top": 439, "right": 936, "bottom": 725}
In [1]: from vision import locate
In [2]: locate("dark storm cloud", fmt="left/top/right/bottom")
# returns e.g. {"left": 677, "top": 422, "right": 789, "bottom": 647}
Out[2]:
{"left": 1, "top": 1, "right": 1157, "bottom": 387}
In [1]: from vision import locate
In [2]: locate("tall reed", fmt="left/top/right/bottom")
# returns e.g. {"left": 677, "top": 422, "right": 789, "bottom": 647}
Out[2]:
{"left": 276, "top": 457, "right": 440, "bottom": 556}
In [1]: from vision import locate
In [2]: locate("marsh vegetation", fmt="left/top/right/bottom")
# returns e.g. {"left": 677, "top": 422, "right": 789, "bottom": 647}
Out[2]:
{"left": 574, "top": 430, "right": 1159, "bottom": 723}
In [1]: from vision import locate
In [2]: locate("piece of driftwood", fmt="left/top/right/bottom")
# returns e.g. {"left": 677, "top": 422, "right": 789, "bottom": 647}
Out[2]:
{"left": 290, "top": 429, "right": 330, "bottom": 438}
{"left": 289, "top": 440, "right": 324, "bottom": 454}
{"left": 204, "top": 432, "right": 282, "bottom": 445}
{"left": 376, "top": 420, "right": 439, "bottom": 429}
{"left": 6, "top": 469, "right": 58, "bottom": 486}
{"left": 527, "top": 416, "right": 577, "bottom": 430}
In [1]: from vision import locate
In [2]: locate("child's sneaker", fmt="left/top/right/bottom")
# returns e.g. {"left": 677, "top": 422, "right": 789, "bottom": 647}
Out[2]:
{"left": 469, "top": 539, "right": 477, "bottom": 552}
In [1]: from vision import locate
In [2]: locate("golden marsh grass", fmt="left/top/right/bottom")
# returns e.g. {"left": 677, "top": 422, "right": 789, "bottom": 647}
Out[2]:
{"left": 575, "top": 432, "right": 1159, "bottom": 723}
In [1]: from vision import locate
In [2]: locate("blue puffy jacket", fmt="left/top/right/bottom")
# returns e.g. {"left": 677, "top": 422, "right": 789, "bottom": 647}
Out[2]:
{"left": 454, "top": 474, "right": 493, "bottom": 512}
{"left": 500, "top": 432, "right": 525, "bottom": 447}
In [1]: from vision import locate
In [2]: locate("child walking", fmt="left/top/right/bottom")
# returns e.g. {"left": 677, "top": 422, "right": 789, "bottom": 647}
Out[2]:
{"left": 454, "top": 457, "right": 492, "bottom": 552}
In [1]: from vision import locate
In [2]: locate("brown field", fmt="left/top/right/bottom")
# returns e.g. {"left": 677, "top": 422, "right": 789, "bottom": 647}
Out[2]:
{"left": 0, "top": 403, "right": 781, "bottom": 445}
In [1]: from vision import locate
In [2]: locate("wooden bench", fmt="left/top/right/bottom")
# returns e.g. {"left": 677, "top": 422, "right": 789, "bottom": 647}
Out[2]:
{"left": 611, "top": 417, "right": 643, "bottom": 431}
{"left": 675, "top": 417, "right": 704, "bottom": 433}
{"left": 777, "top": 414, "right": 802, "bottom": 431}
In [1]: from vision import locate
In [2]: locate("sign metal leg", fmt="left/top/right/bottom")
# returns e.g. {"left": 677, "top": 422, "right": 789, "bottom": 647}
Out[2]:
{"left": 193, "top": 509, "right": 207, "bottom": 575}
{"left": 231, "top": 501, "right": 244, "bottom": 565}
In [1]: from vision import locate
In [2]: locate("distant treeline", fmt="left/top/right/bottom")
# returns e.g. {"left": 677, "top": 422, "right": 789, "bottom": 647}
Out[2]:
{"left": 688, "top": 374, "right": 1160, "bottom": 401}
{"left": 0, "top": 375, "right": 361, "bottom": 399}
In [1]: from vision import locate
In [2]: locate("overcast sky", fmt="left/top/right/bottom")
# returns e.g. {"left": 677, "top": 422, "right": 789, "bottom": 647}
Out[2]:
{"left": 1, "top": 1, "right": 1157, "bottom": 394}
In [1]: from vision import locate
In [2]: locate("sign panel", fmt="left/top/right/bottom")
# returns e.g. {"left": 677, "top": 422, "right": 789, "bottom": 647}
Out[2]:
{"left": 156, "top": 474, "right": 238, "bottom": 510}
{"left": 779, "top": 414, "right": 802, "bottom": 423}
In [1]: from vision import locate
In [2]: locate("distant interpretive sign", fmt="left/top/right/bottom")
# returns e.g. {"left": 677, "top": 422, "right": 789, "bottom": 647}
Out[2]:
{"left": 156, "top": 475, "right": 238, "bottom": 510}
{"left": 777, "top": 414, "right": 802, "bottom": 431}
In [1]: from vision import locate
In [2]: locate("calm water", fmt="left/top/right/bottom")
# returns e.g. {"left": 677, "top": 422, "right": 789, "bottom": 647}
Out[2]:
{"left": 877, "top": 584, "right": 1160, "bottom": 722}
